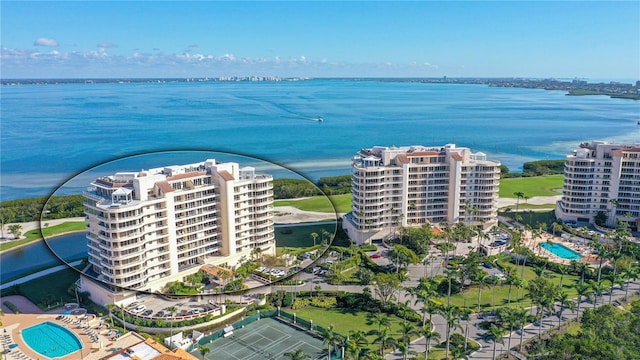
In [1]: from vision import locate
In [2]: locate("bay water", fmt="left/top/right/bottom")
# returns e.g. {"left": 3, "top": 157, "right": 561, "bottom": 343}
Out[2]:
{"left": 1, "top": 79, "right": 639, "bottom": 281}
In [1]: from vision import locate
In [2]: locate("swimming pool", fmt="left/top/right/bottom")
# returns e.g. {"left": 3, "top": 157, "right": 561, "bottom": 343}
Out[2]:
{"left": 540, "top": 242, "right": 582, "bottom": 260}
{"left": 22, "top": 321, "right": 82, "bottom": 358}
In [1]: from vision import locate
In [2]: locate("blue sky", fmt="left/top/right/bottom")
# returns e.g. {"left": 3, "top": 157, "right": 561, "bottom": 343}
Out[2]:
{"left": 2, "top": 1, "right": 639, "bottom": 79}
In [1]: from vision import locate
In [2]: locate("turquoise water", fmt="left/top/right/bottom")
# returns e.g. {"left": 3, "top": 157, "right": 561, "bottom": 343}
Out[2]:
{"left": 1, "top": 80, "right": 639, "bottom": 200}
{"left": 21, "top": 321, "right": 82, "bottom": 358}
{"left": 540, "top": 242, "right": 582, "bottom": 260}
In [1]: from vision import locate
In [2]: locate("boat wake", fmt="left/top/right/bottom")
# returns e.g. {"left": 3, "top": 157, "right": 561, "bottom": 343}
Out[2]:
{"left": 282, "top": 115, "right": 324, "bottom": 122}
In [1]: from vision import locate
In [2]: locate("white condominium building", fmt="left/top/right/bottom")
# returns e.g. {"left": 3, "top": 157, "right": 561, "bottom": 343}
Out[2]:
{"left": 79, "top": 159, "right": 274, "bottom": 306}
{"left": 342, "top": 144, "right": 500, "bottom": 244}
{"left": 556, "top": 141, "right": 640, "bottom": 229}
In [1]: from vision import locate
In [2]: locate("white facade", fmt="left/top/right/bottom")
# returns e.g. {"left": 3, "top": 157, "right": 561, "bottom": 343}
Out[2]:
{"left": 80, "top": 159, "right": 274, "bottom": 305}
{"left": 556, "top": 141, "right": 640, "bottom": 229}
{"left": 343, "top": 144, "right": 500, "bottom": 244}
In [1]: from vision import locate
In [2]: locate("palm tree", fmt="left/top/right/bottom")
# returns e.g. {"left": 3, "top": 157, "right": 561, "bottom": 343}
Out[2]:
{"left": 399, "top": 321, "right": 419, "bottom": 347}
{"left": 574, "top": 282, "right": 591, "bottom": 319}
{"left": 589, "top": 280, "right": 606, "bottom": 308}
{"left": 345, "top": 330, "right": 368, "bottom": 360}
{"left": 502, "top": 264, "right": 516, "bottom": 300}
{"left": 623, "top": 261, "right": 639, "bottom": 300}
{"left": 606, "top": 251, "right": 622, "bottom": 304}
{"left": 475, "top": 275, "right": 488, "bottom": 312}
{"left": 555, "top": 291, "right": 575, "bottom": 327}
{"left": 321, "top": 324, "right": 340, "bottom": 360}
{"left": 459, "top": 306, "right": 472, "bottom": 352}
{"left": 551, "top": 221, "right": 563, "bottom": 237}
{"left": 444, "top": 267, "right": 460, "bottom": 307}
{"left": 557, "top": 264, "right": 570, "bottom": 290}
{"left": 576, "top": 261, "right": 591, "bottom": 285}
{"left": 284, "top": 348, "right": 312, "bottom": 360}
{"left": 373, "top": 326, "right": 396, "bottom": 356}
{"left": 449, "top": 344, "right": 468, "bottom": 360}
{"left": 167, "top": 305, "right": 177, "bottom": 349}
{"left": 310, "top": 232, "right": 319, "bottom": 246}
{"left": 484, "top": 325, "right": 505, "bottom": 360}
{"left": 198, "top": 345, "right": 210, "bottom": 360}
{"left": 442, "top": 305, "right": 462, "bottom": 360}
{"left": 420, "top": 324, "right": 441, "bottom": 360}
{"left": 513, "top": 192, "right": 525, "bottom": 214}
{"left": 512, "top": 307, "right": 529, "bottom": 353}
{"left": 251, "top": 246, "right": 263, "bottom": 262}
{"left": 119, "top": 304, "right": 128, "bottom": 334}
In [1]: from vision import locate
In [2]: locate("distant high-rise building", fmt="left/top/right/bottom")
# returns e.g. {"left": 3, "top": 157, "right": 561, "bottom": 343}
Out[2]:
{"left": 79, "top": 159, "right": 274, "bottom": 305}
{"left": 555, "top": 141, "right": 640, "bottom": 229}
{"left": 342, "top": 144, "right": 500, "bottom": 244}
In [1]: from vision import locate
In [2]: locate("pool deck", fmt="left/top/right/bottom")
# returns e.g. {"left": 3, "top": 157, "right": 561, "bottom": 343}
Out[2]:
{"left": 523, "top": 231, "right": 600, "bottom": 265}
{"left": 0, "top": 296, "right": 115, "bottom": 360}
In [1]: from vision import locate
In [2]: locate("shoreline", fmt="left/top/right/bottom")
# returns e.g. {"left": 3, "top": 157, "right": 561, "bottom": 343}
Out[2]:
{"left": 0, "top": 229, "right": 88, "bottom": 254}
{"left": 0, "top": 217, "right": 86, "bottom": 254}
{"left": 1, "top": 196, "right": 559, "bottom": 254}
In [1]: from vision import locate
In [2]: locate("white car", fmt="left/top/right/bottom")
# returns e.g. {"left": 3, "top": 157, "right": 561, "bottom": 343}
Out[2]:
{"left": 131, "top": 305, "right": 146, "bottom": 314}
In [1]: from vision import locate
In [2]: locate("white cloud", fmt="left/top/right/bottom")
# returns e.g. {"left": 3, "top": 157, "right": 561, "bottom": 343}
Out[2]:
{"left": 1, "top": 45, "right": 447, "bottom": 78}
{"left": 33, "top": 37, "right": 59, "bottom": 47}
{"left": 98, "top": 42, "right": 117, "bottom": 48}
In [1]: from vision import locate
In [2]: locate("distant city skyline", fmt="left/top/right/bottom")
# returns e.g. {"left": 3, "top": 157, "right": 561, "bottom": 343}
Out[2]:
{"left": 1, "top": 1, "right": 638, "bottom": 79}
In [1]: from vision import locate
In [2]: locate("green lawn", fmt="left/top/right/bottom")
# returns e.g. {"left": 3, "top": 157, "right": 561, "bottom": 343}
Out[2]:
{"left": 7, "top": 267, "right": 80, "bottom": 310}
{"left": 274, "top": 194, "right": 351, "bottom": 214}
{"left": 499, "top": 175, "right": 564, "bottom": 198}
{"left": 293, "top": 308, "right": 408, "bottom": 354}
{"left": 0, "top": 221, "right": 86, "bottom": 252}
{"left": 275, "top": 223, "right": 337, "bottom": 248}
{"left": 438, "top": 261, "right": 586, "bottom": 312}
{"left": 501, "top": 210, "right": 557, "bottom": 228}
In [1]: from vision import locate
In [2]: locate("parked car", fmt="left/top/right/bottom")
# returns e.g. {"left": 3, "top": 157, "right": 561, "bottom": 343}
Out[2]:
{"left": 142, "top": 309, "right": 153, "bottom": 316}
{"left": 131, "top": 305, "right": 146, "bottom": 314}
{"left": 369, "top": 253, "right": 382, "bottom": 259}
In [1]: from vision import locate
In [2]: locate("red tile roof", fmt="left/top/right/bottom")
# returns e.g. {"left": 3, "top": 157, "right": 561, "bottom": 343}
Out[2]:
{"left": 218, "top": 170, "right": 234, "bottom": 181}
{"left": 406, "top": 151, "right": 442, "bottom": 156}
{"left": 395, "top": 154, "right": 409, "bottom": 164}
{"left": 167, "top": 171, "right": 207, "bottom": 181}
{"left": 156, "top": 181, "right": 174, "bottom": 193}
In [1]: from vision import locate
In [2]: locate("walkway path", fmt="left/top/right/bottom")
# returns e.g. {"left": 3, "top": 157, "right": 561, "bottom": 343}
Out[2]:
{"left": 0, "top": 259, "right": 83, "bottom": 290}
{"left": 496, "top": 195, "right": 560, "bottom": 209}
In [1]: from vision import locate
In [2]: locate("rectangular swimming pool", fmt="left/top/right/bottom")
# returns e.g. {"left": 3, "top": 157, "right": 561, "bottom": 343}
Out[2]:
{"left": 540, "top": 242, "right": 582, "bottom": 260}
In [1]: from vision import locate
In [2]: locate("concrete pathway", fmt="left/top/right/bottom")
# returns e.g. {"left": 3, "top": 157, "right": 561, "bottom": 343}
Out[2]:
{"left": 0, "top": 259, "right": 83, "bottom": 290}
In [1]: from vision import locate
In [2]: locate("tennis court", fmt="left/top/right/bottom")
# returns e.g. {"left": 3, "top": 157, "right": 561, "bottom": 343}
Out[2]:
{"left": 203, "top": 317, "right": 327, "bottom": 359}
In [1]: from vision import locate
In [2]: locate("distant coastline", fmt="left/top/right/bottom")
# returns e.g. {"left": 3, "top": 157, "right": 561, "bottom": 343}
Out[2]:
{"left": 1, "top": 77, "right": 638, "bottom": 100}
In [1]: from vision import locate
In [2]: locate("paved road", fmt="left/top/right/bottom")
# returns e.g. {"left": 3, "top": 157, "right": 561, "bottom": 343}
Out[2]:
{"left": 383, "top": 278, "right": 640, "bottom": 359}
{"left": 6, "top": 245, "right": 639, "bottom": 360}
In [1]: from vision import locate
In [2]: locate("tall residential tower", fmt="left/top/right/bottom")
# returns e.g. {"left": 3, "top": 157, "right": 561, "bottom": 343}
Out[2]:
{"left": 79, "top": 159, "right": 275, "bottom": 305}
{"left": 555, "top": 141, "right": 640, "bottom": 229}
{"left": 342, "top": 144, "right": 500, "bottom": 244}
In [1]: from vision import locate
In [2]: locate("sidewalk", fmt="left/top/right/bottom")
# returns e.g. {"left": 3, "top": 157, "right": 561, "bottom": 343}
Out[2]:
{"left": 0, "top": 259, "right": 83, "bottom": 290}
